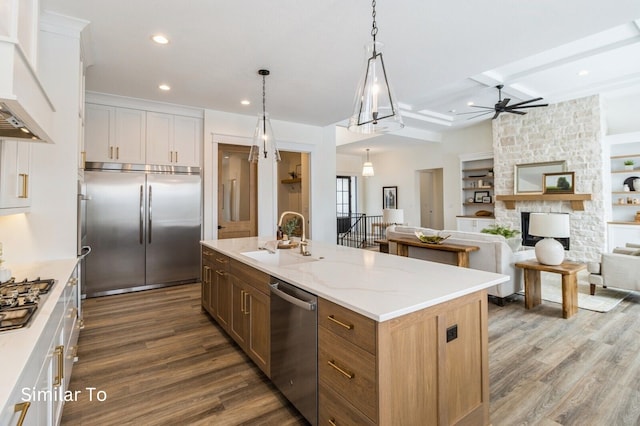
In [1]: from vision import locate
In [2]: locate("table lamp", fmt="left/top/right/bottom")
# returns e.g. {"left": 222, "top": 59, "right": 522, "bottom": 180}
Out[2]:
{"left": 383, "top": 209, "right": 404, "bottom": 225}
{"left": 528, "top": 213, "right": 570, "bottom": 265}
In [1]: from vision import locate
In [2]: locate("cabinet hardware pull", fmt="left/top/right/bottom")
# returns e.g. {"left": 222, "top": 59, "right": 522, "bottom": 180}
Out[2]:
{"left": 109, "top": 146, "right": 113, "bottom": 159}
{"left": 216, "top": 257, "right": 228, "bottom": 264}
{"left": 14, "top": 402, "right": 31, "bottom": 426}
{"left": 68, "top": 277, "right": 78, "bottom": 286}
{"left": 169, "top": 151, "right": 173, "bottom": 163}
{"left": 116, "top": 146, "right": 119, "bottom": 159}
{"left": 54, "top": 345, "right": 64, "bottom": 387}
{"left": 240, "top": 290, "right": 246, "bottom": 313}
{"left": 18, "top": 174, "right": 28, "bottom": 198}
{"left": 327, "top": 360, "right": 354, "bottom": 379}
{"left": 329, "top": 419, "right": 337, "bottom": 426}
{"left": 244, "top": 291, "right": 250, "bottom": 315}
{"left": 327, "top": 315, "right": 353, "bottom": 330}
{"left": 216, "top": 270, "right": 225, "bottom": 276}
{"left": 175, "top": 151, "right": 178, "bottom": 163}
{"left": 203, "top": 250, "right": 212, "bottom": 256}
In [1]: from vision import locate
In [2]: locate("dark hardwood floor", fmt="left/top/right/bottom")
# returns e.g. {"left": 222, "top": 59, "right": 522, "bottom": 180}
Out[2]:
{"left": 61, "top": 282, "right": 640, "bottom": 425}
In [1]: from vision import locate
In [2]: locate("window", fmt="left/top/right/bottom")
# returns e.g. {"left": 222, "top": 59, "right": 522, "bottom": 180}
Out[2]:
{"left": 336, "top": 176, "right": 354, "bottom": 217}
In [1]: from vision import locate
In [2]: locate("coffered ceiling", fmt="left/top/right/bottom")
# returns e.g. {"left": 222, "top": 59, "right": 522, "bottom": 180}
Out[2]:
{"left": 43, "top": 0, "right": 640, "bottom": 151}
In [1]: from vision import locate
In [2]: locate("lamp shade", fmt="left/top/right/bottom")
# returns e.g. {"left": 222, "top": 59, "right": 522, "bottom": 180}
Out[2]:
{"left": 362, "top": 161, "right": 374, "bottom": 177}
{"left": 528, "top": 213, "right": 570, "bottom": 238}
{"left": 529, "top": 213, "right": 570, "bottom": 265}
{"left": 383, "top": 208, "right": 404, "bottom": 224}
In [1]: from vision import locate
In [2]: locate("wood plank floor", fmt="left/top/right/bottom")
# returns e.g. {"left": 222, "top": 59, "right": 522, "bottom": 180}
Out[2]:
{"left": 61, "top": 283, "right": 640, "bottom": 425}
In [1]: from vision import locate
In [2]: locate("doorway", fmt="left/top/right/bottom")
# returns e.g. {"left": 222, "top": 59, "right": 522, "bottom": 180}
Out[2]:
{"left": 217, "top": 144, "right": 258, "bottom": 239}
{"left": 277, "top": 151, "right": 310, "bottom": 238}
{"left": 418, "top": 168, "right": 444, "bottom": 229}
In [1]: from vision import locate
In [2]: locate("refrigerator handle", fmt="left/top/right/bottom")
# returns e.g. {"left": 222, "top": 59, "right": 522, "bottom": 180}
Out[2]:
{"left": 139, "top": 185, "right": 144, "bottom": 244}
{"left": 148, "top": 185, "right": 153, "bottom": 244}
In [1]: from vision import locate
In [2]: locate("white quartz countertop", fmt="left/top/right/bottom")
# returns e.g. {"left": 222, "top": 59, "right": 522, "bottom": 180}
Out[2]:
{"left": 201, "top": 237, "right": 509, "bottom": 322}
{"left": 0, "top": 258, "right": 78, "bottom": 411}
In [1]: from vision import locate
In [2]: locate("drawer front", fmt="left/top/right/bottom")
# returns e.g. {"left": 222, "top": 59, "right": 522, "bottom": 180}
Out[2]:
{"left": 318, "top": 298, "right": 376, "bottom": 354}
{"left": 202, "top": 247, "right": 229, "bottom": 272}
{"left": 318, "top": 326, "right": 377, "bottom": 421}
{"left": 230, "top": 258, "right": 270, "bottom": 294}
{"left": 319, "top": 384, "right": 376, "bottom": 426}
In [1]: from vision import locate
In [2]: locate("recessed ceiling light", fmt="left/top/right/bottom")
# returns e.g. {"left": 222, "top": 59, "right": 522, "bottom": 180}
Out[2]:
{"left": 578, "top": 70, "right": 589, "bottom": 76}
{"left": 20, "top": 127, "right": 30, "bottom": 134}
{"left": 152, "top": 34, "right": 169, "bottom": 45}
{"left": 467, "top": 101, "right": 474, "bottom": 106}
{"left": 158, "top": 84, "right": 171, "bottom": 91}
{"left": 241, "top": 100, "right": 250, "bottom": 105}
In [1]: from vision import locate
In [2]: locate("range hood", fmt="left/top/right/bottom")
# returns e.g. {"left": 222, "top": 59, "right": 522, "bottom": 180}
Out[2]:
{"left": 0, "top": 102, "right": 46, "bottom": 141}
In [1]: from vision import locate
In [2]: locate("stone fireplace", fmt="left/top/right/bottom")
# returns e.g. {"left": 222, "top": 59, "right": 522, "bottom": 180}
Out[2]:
{"left": 492, "top": 95, "right": 606, "bottom": 263}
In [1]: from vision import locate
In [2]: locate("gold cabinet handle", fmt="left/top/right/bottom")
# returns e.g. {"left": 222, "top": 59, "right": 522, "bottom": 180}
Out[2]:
{"left": 216, "top": 270, "right": 225, "bottom": 276}
{"left": 216, "top": 257, "right": 228, "bottom": 264}
{"left": 244, "top": 291, "right": 250, "bottom": 315}
{"left": 203, "top": 265, "right": 211, "bottom": 283}
{"left": 68, "top": 277, "right": 78, "bottom": 286}
{"left": 109, "top": 146, "right": 113, "bottom": 159}
{"left": 203, "top": 249, "right": 212, "bottom": 256}
{"left": 175, "top": 151, "right": 178, "bottom": 163}
{"left": 14, "top": 402, "right": 31, "bottom": 426}
{"left": 54, "top": 345, "right": 64, "bottom": 387}
{"left": 18, "top": 174, "right": 28, "bottom": 198}
{"left": 327, "top": 360, "right": 354, "bottom": 379}
{"left": 329, "top": 419, "right": 337, "bottom": 426}
{"left": 327, "top": 315, "right": 353, "bottom": 330}
{"left": 169, "top": 151, "right": 173, "bottom": 163}
{"left": 240, "top": 290, "right": 246, "bottom": 313}
{"left": 116, "top": 146, "right": 119, "bottom": 159}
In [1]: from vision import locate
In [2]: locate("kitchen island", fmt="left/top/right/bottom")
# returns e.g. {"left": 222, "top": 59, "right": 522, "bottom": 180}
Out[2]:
{"left": 201, "top": 237, "right": 508, "bottom": 426}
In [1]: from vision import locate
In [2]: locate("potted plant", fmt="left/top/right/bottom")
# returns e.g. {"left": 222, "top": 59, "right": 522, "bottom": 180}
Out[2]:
{"left": 481, "top": 225, "right": 521, "bottom": 251}
{"left": 624, "top": 160, "right": 635, "bottom": 170}
{"left": 282, "top": 216, "right": 300, "bottom": 239}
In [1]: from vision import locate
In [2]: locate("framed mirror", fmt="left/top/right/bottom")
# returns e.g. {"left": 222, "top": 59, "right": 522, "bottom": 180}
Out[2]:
{"left": 515, "top": 160, "right": 567, "bottom": 194}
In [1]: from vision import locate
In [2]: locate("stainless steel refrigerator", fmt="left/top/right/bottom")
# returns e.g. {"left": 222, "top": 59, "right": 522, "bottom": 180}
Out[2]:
{"left": 83, "top": 163, "right": 201, "bottom": 297}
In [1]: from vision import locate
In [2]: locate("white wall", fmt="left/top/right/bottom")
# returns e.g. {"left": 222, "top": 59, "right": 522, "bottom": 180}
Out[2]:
{"left": 0, "top": 14, "right": 85, "bottom": 264}
{"left": 203, "top": 110, "right": 336, "bottom": 244}
{"left": 336, "top": 121, "right": 493, "bottom": 229}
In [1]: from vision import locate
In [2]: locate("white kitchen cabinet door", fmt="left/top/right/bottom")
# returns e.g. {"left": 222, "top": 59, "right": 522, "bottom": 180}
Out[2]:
{"left": 173, "top": 115, "right": 201, "bottom": 167}
{"left": 146, "top": 113, "right": 201, "bottom": 167}
{"left": 0, "top": 140, "right": 31, "bottom": 210}
{"left": 84, "top": 103, "right": 115, "bottom": 163}
{"left": 114, "top": 107, "right": 146, "bottom": 163}
{"left": 146, "top": 112, "right": 173, "bottom": 165}
{"left": 607, "top": 223, "right": 640, "bottom": 252}
{"left": 456, "top": 217, "right": 495, "bottom": 233}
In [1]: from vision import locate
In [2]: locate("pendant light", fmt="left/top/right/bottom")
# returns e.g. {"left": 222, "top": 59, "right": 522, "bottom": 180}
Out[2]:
{"left": 249, "top": 69, "right": 281, "bottom": 162}
{"left": 348, "top": 0, "right": 404, "bottom": 134}
{"left": 362, "top": 148, "right": 374, "bottom": 177}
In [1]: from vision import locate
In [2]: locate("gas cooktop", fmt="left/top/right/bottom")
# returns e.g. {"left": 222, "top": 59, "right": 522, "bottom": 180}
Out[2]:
{"left": 0, "top": 277, "right": 56, "bottom": 332}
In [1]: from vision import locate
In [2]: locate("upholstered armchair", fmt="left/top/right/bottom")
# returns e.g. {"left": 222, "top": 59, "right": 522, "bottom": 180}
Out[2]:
{"left": 588, "top": 243, "right": 640, "bottom": 295}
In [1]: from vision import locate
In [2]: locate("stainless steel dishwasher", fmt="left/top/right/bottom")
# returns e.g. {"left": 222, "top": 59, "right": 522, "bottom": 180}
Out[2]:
{"left": 270, "top": 278, "right": 318, "bottom": 426}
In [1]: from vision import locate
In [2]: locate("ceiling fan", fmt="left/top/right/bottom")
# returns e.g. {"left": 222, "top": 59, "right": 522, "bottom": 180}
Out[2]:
{"left": 459, "top": 84, "right": 548, "bottom": 120}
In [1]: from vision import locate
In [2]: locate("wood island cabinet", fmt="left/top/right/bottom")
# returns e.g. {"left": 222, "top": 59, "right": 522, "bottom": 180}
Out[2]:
{"left": 201, "top": 248, "right": 270, "bottom": 377}
{"left": 318, "top": 290, "right": 489, "bottom": 425}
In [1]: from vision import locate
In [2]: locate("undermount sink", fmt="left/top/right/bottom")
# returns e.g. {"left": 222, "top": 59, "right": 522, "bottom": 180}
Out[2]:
{"left": 240, "top": 250, "right": 318, "bottom": 267}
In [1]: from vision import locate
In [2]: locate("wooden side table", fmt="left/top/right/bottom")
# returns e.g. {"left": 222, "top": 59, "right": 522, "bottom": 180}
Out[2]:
{"left": 515, "top": 260, "right": 587, "bottom": 319}
{"left": 374, "top": 239, "right": 389, "bottom": 253}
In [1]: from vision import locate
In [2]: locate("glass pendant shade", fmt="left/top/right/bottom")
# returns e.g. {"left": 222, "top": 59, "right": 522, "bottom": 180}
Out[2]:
{"left": 249, "top": 112, "right": 280, "bottom": 162}
{"left": 348, "top": 42, "right": 404, "bottom": 134}
{"left": 362, "top": 148, "right": 374, "bottom": 176}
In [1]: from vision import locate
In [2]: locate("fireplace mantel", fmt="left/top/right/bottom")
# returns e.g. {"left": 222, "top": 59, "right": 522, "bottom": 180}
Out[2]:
{"left": 495, "top": 194, "right": 592, "bottom": 211}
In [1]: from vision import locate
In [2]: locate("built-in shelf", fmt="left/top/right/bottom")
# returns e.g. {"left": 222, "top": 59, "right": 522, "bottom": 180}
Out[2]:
{"left": 280, "top": 178, "right": 301, "bottom": 184}
{"left": 495, "top": 194, "right": 592, "bottom": 211}
{"left": 608, "top": 221, "right": 640, "bottom": 225}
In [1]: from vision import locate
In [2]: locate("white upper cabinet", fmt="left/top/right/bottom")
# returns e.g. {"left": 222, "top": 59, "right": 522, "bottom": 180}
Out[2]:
{"left": 146, "top": 112, "right": 201, "bottom": 167}
{"left": 84, "top": 104, "right": 145, "bottom": 164}
{"left": 0, "top": 140, "right": 32, "bottom": 211}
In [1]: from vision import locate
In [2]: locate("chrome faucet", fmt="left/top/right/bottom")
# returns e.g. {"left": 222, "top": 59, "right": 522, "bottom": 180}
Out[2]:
{"left": 278, "top": 211, "right": 306, "bottom": 243}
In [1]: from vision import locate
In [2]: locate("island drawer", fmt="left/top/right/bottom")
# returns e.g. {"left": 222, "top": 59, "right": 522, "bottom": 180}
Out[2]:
{"left": 230, "top": 258, "right": 270, "bottom": 294}
{"left": 202, "top": 247, "right": 229, "bottom": 272}
{"left": 318, "top": 326, "right": 377, "bottom": 421}
{"left": 318, "top": 298, "right": 376, "bottom": 355}
{"left": 319, "top": 383, "right": 376, "bottom": 426}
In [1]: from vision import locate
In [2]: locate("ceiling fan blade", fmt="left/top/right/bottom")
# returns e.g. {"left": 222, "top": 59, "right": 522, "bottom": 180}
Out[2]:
{"left": 492, "top": 111, "right": 501, "bottom": 120}
{"left": 496, "top": 98, "right": 510, "bottom": 109}
{"left": 464, "top": 111, "right": 494, "bottom": 120}
{"left": 507, "top": 97, "right": 543, "bottom": 108}
{"left": 469, "top": 105, "right": 494, "bottom": 110}
{"left": 507, "top": 110, "right": 527, "bottom": 115}
{"left": 509, "top": 103, "right": 549, "bottom": 110}
{"left": 457, "top": 110, "right": 491, "bottom": 115}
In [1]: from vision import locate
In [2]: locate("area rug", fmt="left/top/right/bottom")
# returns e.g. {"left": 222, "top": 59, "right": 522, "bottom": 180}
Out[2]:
{"left": 534, "top": 271, "right": 630, "bottom": 313}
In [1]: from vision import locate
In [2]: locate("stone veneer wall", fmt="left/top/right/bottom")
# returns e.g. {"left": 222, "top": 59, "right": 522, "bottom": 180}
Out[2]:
{"left": 492, "top": 95, "right": 606, "bottom": 263}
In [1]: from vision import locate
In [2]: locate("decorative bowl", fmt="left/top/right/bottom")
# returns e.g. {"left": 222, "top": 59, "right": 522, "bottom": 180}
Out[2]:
{"left": 415, "top": 231, "right": 450, "bottom": 244}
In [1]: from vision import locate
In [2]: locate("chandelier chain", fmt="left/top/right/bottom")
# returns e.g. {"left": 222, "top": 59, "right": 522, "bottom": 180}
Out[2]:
{"left": 371, "top": 0, "right": 378, "bottom": 41}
